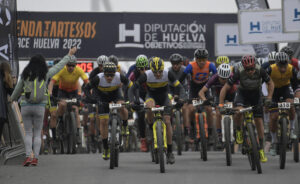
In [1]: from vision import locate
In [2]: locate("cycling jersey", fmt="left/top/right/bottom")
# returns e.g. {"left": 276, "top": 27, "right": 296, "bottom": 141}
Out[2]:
{"left": 129, "top": 69, "right": 147, "bottom": 100}
{"left": 180, "top": 60, "right": 216, "bottom": 98}
{"left": 168, "top": 66, "right": 187, "bottom": 95}
{"left": 268, "top": 64, "right": 294, "bottom": 88}
{"left": 291, "top": 58, "right": 300, "bottom": 71}
{"left": 205, "top": 74, "right": 237, "bottom": 96}
{"left": 228, "top": 64, "right": 270, "bottom": 90}
{"left": 52, "top": 66, "right": 88, "bottom": 92}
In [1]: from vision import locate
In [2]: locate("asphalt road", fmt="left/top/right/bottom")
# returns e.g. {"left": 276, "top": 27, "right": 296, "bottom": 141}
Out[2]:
{"left": 1, "top": 152, "right": 300, "bottom": 184}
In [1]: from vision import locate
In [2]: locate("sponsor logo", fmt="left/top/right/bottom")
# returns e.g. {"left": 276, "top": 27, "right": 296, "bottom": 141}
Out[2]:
{"left": 115, "top": 22, "right": 207, "bottom": 49}
{"left": 249, "top": 21, "right": 262, "bottom": 34}
{"left": 225, "top": 35, "right": 238, "bottom": 46}
{"left": 293, "top": 8, "right": 300, "bottom": 21}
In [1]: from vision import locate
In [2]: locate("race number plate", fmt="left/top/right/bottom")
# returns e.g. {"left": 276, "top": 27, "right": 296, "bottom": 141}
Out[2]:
{"left": 192, "top": 100, "right": 203, "bottom": 106}
{"left": 224, "top": 102, "right": 233, "bottom": 108}
{"left": 152, "top": 107, "right": 164, "bottom": 112}
{"left": 109, "top": 103, "right": 122, "bottom": 109}
{"left": 278, "top": 102, "right": 291, "bottom": 109}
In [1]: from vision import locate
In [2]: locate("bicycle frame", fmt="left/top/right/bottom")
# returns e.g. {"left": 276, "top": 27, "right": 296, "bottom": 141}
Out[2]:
{"left": 151, "top": 106, "right": 167, "bottom": 150}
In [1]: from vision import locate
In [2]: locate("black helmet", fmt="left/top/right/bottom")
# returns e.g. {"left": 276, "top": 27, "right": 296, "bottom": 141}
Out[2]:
{"left": 169, "top": 53, "right": 183, "bottom": 64}
{"left": 109, "top": 55, "right": 119, "bottom": 66}
{"left": 103, "top": 62, "right": 117, "bottom": 73}
{"left": 280, "top": 46, "right": 294, "bottom": 58}
{"left": 275, "top": 52, "right": 289, "bottom": 65}
{"left": 194, "top": 48, "right": 208, "bottom": 59}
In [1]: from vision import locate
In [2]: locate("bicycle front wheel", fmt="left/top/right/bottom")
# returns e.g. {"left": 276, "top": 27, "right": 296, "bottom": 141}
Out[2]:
{"left": 110, "top": 118, "right": 117, "bottom": 169}
{"left": 175, "top": 111, "right": 183, "bottom": 156}
{"left": 199, "top": 113, "right": 207, "bottom": 161}
{"left": 224, "top": 117, "right": 232, "bottom": 166}
{"left": 156, "top": 120, "right": 165, "bottom": 173}
{"left": 247, "top": 123, "right": 262, "bottom": 174}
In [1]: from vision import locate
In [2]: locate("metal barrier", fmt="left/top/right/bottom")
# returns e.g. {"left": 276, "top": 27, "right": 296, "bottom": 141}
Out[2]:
{"left": 0, "top": 102, "right": 25, "bottom": 165}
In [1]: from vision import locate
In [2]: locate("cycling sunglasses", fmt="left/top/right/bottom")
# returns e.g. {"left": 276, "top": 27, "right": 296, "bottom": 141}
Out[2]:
{"left": 245, "top": 67, "right": 255, "bottom": 72}
{"left": 104, "top": 73, "right": 115, "bottom": 77}
{"left": 67, "top": 64, "right": 76, "bottom": 68}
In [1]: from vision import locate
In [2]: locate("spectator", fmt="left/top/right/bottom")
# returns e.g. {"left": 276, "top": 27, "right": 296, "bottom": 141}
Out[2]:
{"left": 0, "top": 61, "right": 14, "bottom": 140}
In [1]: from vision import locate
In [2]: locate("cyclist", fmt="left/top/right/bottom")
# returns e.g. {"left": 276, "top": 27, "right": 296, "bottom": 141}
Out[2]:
{"left": 109, "top": 55, "right": 126, "bottom": 76}
{"left": 199, "top": 63, "right": 237, "bottom": 149}
{"left": 83, "top": 62, "right": 132, "bottom": 160}
{"left": 219, "top": 55, "right": 274, "bottom": 163}
{"left": 130, "top": 57, "right": 186, "bottom": 164}
{"left": 128, "top": 54, "right": 149, "bottom": 152}
{"left": 179, "top": 48, "right": 217, "bottom": 145}
{"left": 168, "top": 53, "right": 191, "bottom": 144}
{"left": 49, "top": 54, "right": 89, "bottom": 147}
{"left": 83, "top": 55, "right": 109, "bottom": 151}
{"left": 281, "top": 46, "right": 299, "bottom": 70}
{"left": 265, "top": 52, "right": 299, "bottom": 156}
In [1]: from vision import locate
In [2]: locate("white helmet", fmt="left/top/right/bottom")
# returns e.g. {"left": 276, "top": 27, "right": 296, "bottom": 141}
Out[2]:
{"left": 217, "top": 64, "right": 231, "bottom": 79}
{"left": 97, "top": 55, "right": 109, "bottom": 66}
{"left": 256, "top": 58, "right": 266, "bottom": 65}
{"left": 268, "top": 51, "right": 277, "bottom": 63}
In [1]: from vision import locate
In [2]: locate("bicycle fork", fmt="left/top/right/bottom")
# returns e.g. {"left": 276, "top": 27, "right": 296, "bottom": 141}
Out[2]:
{"left": 153, "top": 121, "right": 168, "bottom": 149}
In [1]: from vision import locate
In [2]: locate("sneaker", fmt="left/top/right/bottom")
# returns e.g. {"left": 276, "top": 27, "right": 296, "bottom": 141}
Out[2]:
{"left": 23, "top": 157, "right": 31, "bottom": 167}
{"left": 102, "top": 149, "right": 110, "bottom": 160}
{"left": 269, "top": 143, "right": 277, "bottom": 156}
{"left": 235, "top": 130, "right": 243, "bottom": 144}
{"left": 259, "top": 149, "right": 268, "bottom": 163}
{"left": 31, "top": 158, "right": 38, "bottom": 166}
{"left": 290, "top": 129, "right": 297, "bottom": 139}
{"left": 166, "top": 152, "right": 175, "bottom": 164}
{"left": 140, "top": 138, "right": 148, "bottom": 152}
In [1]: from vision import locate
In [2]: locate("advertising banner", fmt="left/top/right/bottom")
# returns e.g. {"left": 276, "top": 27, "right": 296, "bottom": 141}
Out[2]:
{"left": 215, "top": 23, "right": 255, "bottom": 56}
{"left": 282, "top": 0, "right": 300, "bottom": 32}
{"left": 238, "top": 9, "right": 300, "bottom": 44}
{"left": 17, "top": 12, "right": 237, "bottom": 60}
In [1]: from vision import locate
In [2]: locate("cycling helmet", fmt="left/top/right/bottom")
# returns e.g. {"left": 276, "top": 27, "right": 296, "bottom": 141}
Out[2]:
{"left": 68, "top": 55, "right": 77, "bottom": 65}
{"left": 136, "top": 54, "right": 148, "bottom": 68}
{"left": 169, "top": 53, "right": 183, "bottom": 64}
{"left": 194, "top": 48, "right": 208, "bottom": 59}
{"left": 216, "top": 56, "right": 230, "bottom": 66}
{"left": 268, "top": 51, "right": 277, "bottom": 63}
{"left": 97, "top": 55, "right": 109, "bottom": 66}
{"left": 149, "top": 57, "right": 164, "bottom": 72}
{"left": 280, "top": 46, "right": 294, "bottom": 58}
{"left": 275, "top": 52, "right": 289, "bottom": 65}
{"left": 109, "top": 55, "right": 119, "bottom": 65}
{"left": 103, "top": 62, "right": 117, "bottom": 73}
{"left": 217, "top": 64, "right": 231, "bottom": 79}
{"left": 256, "top": 58, "right": 265, "bottom": 66}
{"left": 241, "top": 55, "right": 256, "bottom": 69}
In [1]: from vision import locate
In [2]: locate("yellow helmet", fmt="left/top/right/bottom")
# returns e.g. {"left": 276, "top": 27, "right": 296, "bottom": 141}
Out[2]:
{"left": 149, "top": 57, "right": 164, "bottom": 72}
{"left": 216, "top": 56, "right": 230, "bottom": 66}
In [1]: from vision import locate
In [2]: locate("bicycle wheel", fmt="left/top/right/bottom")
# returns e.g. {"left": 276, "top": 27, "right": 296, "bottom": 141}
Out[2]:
{"left": 294, "top": 115, "right": 299, "bottom": 162}
{"left": 279, "top": 117, "right": 288, "bottom": 169}
{"left": 224, "top": 117, "right": 232, "bottom": 166}
{"left": 199, "top": 113, "right": 207, "bottom": 161}
{"left": 115, "top": 148, "right": 119, "bottom": 167}
{"left": 247, "top": 123, "right": 262, "bottom": 174}
{"left": 69, "top": 111, "right": 77, "bottom": 154}
{"left": 156, "top": 120, "right": 165, "bottom": 173}
{"left": 175, "top": 111, "right": 183, "bottom": 156}
{"left": 110, "top": 118, "right": 117, "bottom": 169}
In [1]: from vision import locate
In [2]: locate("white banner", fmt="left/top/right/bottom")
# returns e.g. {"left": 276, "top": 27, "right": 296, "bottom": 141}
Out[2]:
{"left": 282, "top": 0, "right": 300, "bottom": 32}
{"left": 238, "top": 9, "right": 300, "bottom": 44}
{"left": 214, "top": 24, "right": 255, "bottom": 56}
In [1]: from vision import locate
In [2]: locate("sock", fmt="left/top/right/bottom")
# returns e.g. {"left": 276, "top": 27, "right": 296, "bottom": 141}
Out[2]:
{"left": 184, "top": 127, "right": 189, "bottom": 136}
{"left": 259, "top": 139, "right": 264, "bottom": 150}
{"left": 51, "top": 128, "right": 56, "bottom": 140}
{"left": 102, "top": 138, "right": 108, "bottom": 150}
{"left": 290, "top": 119, "right": 295, "bottom": 131}
{"left": 167, "top": 144, "right": 173, "bottom": 153}
{"left": 270, "top": 131, "right": 278, "bottom": 143}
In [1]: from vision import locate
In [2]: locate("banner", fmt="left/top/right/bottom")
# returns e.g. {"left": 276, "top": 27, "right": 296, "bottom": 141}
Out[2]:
{"left": 235, "top": 0, "right": 277, "bottom": 58}
{"left": 282, "top": 0, "right": 300, "bottom": 32}
{"left": 215, "top": 23, "right": 255, "bottom": 56}
{"left": 17, "top": 12, "right": 237, "bottom": 60}
{"left": 239, "top": 9, "right": 300, "bottom": 44}
{"left": 0, "top": 0, "right": 18, "bottom": 76}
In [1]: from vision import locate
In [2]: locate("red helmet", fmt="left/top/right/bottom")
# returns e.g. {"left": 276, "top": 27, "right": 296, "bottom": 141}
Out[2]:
{"left": 241, "top": 55, "right": 256, "bottom": 69}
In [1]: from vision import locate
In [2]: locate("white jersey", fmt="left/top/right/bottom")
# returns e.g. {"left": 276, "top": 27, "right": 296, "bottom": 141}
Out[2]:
{"left": 97, "top": 72, "right": 122, "bottom": 92}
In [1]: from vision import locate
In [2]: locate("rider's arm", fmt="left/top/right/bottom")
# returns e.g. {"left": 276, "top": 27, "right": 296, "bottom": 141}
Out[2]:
{"left": 83, "top": 76, "right": 99, "bottom": 100}
{"left": 199, "top": 86, "right": 208, "bottom": 101}
{"left": 209, "top": 62, "right": 217, "bottom": 75}
{"left": 291, "top": 67, "right": 299, "bottom": 91}
{"left": 48, "top": 79, "right": 55, "bottom": 96}
{"left": 261, "top": 67, "right": 274, "bottom": 99}
{"left": 168, "top": 71, "right": 186, "bottom": 100}
{"left": 129, "top": 73, "right": 147, "bottom": 102}
{"left": 179, "top": 63, "right": 192, "bottom": 83}
{"left": 78, "top": 67, "right": 89, "bottom": 84}
{"left": 77, "top": 81, "right": 82, "bottom": 95}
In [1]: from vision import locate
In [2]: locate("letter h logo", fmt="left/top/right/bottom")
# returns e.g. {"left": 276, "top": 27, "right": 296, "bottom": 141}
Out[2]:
{"left": 294, "top": 8, "right": 300, "bottom": 21}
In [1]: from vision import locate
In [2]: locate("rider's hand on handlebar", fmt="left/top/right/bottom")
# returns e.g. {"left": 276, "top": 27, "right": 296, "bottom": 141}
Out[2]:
{"left": 264, "top": 98, "right": 272, "bottom": 107}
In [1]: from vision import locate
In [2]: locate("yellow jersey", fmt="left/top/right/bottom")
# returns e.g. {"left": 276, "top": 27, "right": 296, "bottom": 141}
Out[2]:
{"left": 52, "top": 66, "right": 88, "bottom": 92}
{"left": 270, "top": 64, "right": 293, "bottom": 88}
